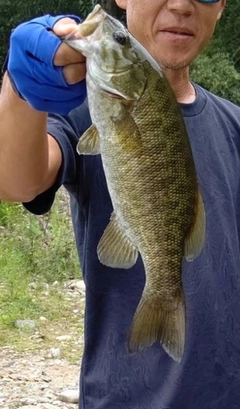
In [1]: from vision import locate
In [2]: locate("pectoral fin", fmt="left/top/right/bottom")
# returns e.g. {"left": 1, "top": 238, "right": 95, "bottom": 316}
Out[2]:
{"left": 184, "top": 188, "right": 205, "bottom": 262}
{"left": 77, "top": 124, "right": 101, "bottom": 155}
{"left": 97, "top": 213, "right": 138, "bottom": 268}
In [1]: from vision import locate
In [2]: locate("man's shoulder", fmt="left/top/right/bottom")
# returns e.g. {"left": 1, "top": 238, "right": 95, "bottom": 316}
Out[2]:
{"left": 196, "top": 84, "right": 240, "bottom": 114}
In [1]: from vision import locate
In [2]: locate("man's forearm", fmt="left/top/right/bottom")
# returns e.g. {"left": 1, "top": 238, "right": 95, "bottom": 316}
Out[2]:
{"left": 0, "top": 74, "right": 55, "bottom": 202}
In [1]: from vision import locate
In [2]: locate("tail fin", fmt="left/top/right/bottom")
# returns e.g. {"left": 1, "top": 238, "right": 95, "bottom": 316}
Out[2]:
{"left": 128, "top": 293, "right": 185, "bottom": 363}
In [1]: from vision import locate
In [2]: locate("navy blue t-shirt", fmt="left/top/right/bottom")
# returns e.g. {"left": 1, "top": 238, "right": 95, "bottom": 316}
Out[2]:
{"left": 25, "top": 84, "right": 240, "bottom": 409}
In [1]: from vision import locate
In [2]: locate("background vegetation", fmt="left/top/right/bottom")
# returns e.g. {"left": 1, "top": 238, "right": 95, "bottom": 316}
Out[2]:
{"left": 191, "top": 2, "right": 240, "bottom": 104}
{"left": 1, "top": 1, "right": 239, "bottom": 102}
{"left": 0, "top": 0, "right": 123, "bottom": 347}
{"left": 0, "top": 190, "right": 84, "bottom": 353}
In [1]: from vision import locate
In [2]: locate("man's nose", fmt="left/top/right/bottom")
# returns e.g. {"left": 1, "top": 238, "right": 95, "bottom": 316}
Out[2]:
{"left": 167, "top": 0, "right": 194, "bottom": 15}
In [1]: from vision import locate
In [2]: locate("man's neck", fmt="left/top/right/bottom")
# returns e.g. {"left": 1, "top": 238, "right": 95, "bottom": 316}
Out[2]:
{"left": 163, "top": 67, "right": 196, "bottom": 104}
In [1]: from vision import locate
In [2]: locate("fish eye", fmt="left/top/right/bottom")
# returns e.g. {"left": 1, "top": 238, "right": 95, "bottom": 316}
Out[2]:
{"left": 113, "top": 31, "right": 128, "bottom": 45}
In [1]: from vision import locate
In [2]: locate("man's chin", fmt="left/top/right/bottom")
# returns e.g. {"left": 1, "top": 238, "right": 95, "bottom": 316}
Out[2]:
{"left": 156, "top": 57, "right": 193, "bottom": 71}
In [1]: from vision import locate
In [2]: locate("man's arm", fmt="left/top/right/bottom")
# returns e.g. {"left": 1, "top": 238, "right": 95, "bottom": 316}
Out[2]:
{"left": 0, "top": 16, "right": 86, "bottom": 203}
{"left": 0, "top": 74, "right": 62, "bottom": 202}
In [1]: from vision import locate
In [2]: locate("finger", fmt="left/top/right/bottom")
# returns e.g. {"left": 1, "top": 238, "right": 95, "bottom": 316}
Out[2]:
{"left": 54, "top": 42, "right": 85, "bottom": 66}
{"left": 63, "top": 62, "right": 87, "bottom": 84}
{"left": 53, "top": 18, "right": 80, "bottom": 36}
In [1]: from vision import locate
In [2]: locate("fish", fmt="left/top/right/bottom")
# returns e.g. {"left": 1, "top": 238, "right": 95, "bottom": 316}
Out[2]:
{"left": 65, "top": 4, "right": 205, "bottom": 363}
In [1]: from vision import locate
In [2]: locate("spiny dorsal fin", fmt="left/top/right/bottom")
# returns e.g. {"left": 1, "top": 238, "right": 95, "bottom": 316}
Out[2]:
{"left": 184, "top": 188, "right": 205, "bottom": 262}
{"left": 97, "top": 213, "right": 138, "bottom": 269}
{"left": 77, "top": 124, "right": 100, "bottom": 155}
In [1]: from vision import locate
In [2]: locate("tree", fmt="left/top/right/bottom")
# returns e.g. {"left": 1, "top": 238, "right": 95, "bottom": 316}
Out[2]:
{"left": 0, "top": 1, "right": 126, "bottom": 70}
{"left": 190, "top": 2, "right": 240, "bottom": 104}
{"left": 213, "top": 2, "right": 240, "bottom": 65}
{"left": 99, "top": 0, "right": 125, "bottom": 20}
{"left": 0, "top": 0, "right": 86, "bottom": 71}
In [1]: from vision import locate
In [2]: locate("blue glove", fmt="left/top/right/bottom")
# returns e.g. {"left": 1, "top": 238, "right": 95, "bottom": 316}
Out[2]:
{"left": 7, "top": 15, "right": 87, "bottom": 115}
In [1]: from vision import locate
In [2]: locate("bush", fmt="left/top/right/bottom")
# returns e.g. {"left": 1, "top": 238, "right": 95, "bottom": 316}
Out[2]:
{"left": 191, "top": 52, "right": 240, "bottom": 105}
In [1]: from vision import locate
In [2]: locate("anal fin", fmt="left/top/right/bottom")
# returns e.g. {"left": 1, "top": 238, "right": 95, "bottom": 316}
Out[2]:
{"left": 97, "top": 213, "right": 138, "bottom": 269}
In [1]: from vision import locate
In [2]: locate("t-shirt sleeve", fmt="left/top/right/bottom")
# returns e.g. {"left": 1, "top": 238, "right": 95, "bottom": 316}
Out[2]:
{"left": 23, "top": 101, "right": 91, "bottom": 215}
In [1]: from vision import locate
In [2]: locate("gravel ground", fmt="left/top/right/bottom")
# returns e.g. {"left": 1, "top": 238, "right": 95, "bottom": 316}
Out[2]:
{"left": 0, "top": 280, "right": 85, "bottom": 409}
{"left": 0, "top": 347, "right": 80, "bottom": 409}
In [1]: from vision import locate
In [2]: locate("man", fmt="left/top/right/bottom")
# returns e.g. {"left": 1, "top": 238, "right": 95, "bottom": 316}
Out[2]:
{"left": 1, "top": 0, "right": 239, "bottom": 408}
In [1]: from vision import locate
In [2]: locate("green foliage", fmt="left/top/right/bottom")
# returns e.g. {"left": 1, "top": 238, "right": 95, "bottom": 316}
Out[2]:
{"left": 213, "top": 2, "right": 240, "bottom": 64}
{"left": 191, "top": 52, "right": 240, "bottom": 105}
{"left": 78, "top": 0, "right": 96, "bottom": 17}
{"left": 189, "top": 3, "right": 240, "bottom": 103}
{"left": 0, "top": 0, "right": 125, "bottom": 70}
{"left": 0, "top": 0, "right": 92, "bottom": 69}
{"left": 0, "top": 2, "right": 240, "bottom": 101}
{"left": 0, "top": 193, "right": 80, "bottom": 285}
{"left": 0, "top": 193, "right": 81, "bottom": 343}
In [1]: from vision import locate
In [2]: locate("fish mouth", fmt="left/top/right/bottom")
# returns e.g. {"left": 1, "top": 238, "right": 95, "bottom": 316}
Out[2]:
{"left": 102, "top": 90, "right": 124, "bottom": 99}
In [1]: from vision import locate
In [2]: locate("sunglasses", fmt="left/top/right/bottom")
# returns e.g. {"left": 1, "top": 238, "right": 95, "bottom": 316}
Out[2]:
{"left": 197, "top": 0, "right": 220, "bottom": 2}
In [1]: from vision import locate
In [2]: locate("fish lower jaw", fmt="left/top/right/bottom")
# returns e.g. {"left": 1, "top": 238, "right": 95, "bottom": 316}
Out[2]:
{"left": 102, "top": 90, "right": 124, "bottom": 99}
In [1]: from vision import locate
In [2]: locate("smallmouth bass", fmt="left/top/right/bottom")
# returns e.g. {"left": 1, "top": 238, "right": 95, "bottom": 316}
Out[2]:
{"left": 65, "top": 5, "right": 205, "bottom": 362}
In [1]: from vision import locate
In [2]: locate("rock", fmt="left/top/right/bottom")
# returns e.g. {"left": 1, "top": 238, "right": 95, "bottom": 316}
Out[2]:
{"left": 39, "top": 316, "right": 48, "bottom": 322}
{"left": 56, "top": 335, "right": 72, "bottom": 342}
{"left": 40, "top": 383, "right": 50, "bottom": 390}
{"left": 28, "top": 282, "right": 38, "bottom": 290}
{"left": 58, "top": 389, "right": 79, "bottom": 404}
{"left": 49, "top": 348, "right": 61, "bottom": 359}
{"left": 15, "top": 319, "right": 36, "bottom": 329}
{"left": 20, "top": 405, "right": 59, "bottom": 409}
{"left": 18, "top": 407, "right": 38, "bottom": 409}
{"left": 0, "top": 392, "right": 7, "bottom": 404}
{"left": 19, "top": 397, "right": 37, "bottom": 405}
{"left": 41, "top": 403, "right": 61, "bottom": 408}
{"left": 68, "top": 280, "right": 85, "bottom": 293}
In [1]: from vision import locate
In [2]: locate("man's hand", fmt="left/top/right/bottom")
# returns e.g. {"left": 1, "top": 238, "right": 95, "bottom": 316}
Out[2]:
{"left": 7, "top": 15, "right": 87, "bottom": 114}
{"left": 53, "top": 18, "right": 86, "bottom": 85}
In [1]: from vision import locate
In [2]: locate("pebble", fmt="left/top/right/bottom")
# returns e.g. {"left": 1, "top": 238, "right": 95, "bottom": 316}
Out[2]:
{"left": 28, "top": 282, "right": 38, "bottom": 290}
{"left": 58, "top": 390, "right": 79, "bottom": 404}
{"left": 0, "top": 350, "right": 80, "bottom": 408}
{"left": 15, "top": 319, "right": 36, "bottom": 329}
{"left": 56, "top": 335, "right": 72, "bottom": 342}
{"left": 49, "top": 348, "right": 62, "bottom": 359}
{"left": 67, "top": 280, "right": 85, "bottom": 294}
{"left": 19, "top": 397, "right": 37, "bottom": 405}
{"left": 21, "top": 405, "right": 60, "bottom": 409}
{"left": 40, "top": 316, "right": 48, "bottom": 322}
